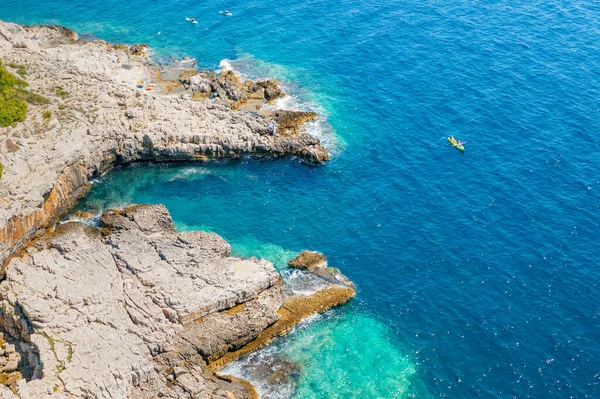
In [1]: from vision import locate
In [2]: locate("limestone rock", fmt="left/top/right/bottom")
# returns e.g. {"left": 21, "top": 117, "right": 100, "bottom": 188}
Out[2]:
{"left": 0, "top": 204, "right": 281, "bottom": 398}
{"left": 288, "top": 250, "right": 327, "bottom": 270}
{"left": 208, "top": 285, "right": 356, "bottom": 371}
{"left": 212, "top": 71, "right": 248, "bottom": 107}
{"left": 0, "top": 204, "right": 355, "bottom": 397}
{"left": 0, "top": 385, "right": 19, "bottom": 399}
{"left": 188, "top": 73, "right": 214, "bottom": 95}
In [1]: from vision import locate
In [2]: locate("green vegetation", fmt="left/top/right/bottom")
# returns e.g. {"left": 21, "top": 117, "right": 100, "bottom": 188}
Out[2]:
{"left": 8, "top": 63, "right": 27, "bottom": 76}
{"left": 21, "top": 89, "right": 50, "bottom": 105}
{"left": 41, "top": 332, "right": 67, "bottom": 374}
{"left": 0, "top": 162, "right": 3, "bottom": 180}
{"left": 67, "top": 344, "right": 73, "bottom": 363}
{"left": 42, "top": 110, "right": 52, "bottom": 120}
{"left": 55, "top": 85, "right": 68, "bottom": 99}
{"left": 0, "top": 59, "right": 49, "bottom": 127}
{"left": 0, "top": 60, "right": 28, "bottom": 126}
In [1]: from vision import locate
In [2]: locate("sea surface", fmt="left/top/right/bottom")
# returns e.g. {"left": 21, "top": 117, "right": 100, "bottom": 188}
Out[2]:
{"left": 2, "top": 0, "right": 600, "bottom": 397}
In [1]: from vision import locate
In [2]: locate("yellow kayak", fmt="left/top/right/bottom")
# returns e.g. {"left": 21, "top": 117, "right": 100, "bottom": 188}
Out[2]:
{"left": 448, "top": 137, "right": 465, "bottom": 151}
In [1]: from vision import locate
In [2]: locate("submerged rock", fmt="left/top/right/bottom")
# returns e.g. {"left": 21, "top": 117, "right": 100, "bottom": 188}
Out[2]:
{"left": 70, "top": 210, "right": 94, "bottom": 220}
{"left": 226, "top": 354, "right": 301, "bottom": 398}
{"left": 310, "top": 266, "right": 355, "bottom": 288}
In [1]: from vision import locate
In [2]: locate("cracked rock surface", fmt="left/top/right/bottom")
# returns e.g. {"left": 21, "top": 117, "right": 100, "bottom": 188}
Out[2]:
{"left": 0, "top": 205, "right": 283, "bottom": 398}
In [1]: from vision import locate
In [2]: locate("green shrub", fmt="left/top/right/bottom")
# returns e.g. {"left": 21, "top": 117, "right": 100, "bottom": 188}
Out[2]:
{"left": 0, "top": 89, "right": 28, "bottom": 126}
{"left": 0, "top": 60, "right": 29, "bottom": 126}
{"left": 20, "top": 89, "right": 50, "bottom": 105}
{"left": 0, "top": 162, "right": 3, "bottom": 180}
{"left": 42, "top": 110, "right": 52, "bottom": 120}
{"left": 0, "top": 60, "right": 49, "bottom": 126}
{"left": 1, "top": 61, "right": 28, "bottom": 89}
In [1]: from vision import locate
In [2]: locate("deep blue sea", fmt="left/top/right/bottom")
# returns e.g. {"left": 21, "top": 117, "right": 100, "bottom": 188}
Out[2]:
{"left": 3, "top": 0, "right": 600, "bottom": 397}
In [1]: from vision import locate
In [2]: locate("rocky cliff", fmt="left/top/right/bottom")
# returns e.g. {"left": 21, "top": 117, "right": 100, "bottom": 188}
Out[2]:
{"left": 0, "top": 205, "right": 354, "bottom": 398}
{"left": 0, "top": 21, "right": 329, "bottom": 270}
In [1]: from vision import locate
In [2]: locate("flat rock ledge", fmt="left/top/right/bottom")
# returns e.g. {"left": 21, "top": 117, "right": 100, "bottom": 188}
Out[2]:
{"left": 0, "top": 20, "right": 329, "bottom": 269}
{"left": 0, "top": 205, "right": 354, "bottom": 398}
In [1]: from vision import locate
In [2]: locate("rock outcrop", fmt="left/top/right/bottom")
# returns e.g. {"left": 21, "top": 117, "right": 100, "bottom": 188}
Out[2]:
{"left": 0, "top": 21, "right": 329, "bottom": 269}
{"left": 178, "top": 68, "right": 285, "bottom": 110}
{"left": 0, "top": 205, "right": 355, "bottom": 398}
{"left": 272, "top": 110, "right": 319, "bottom": 136}
{"left": 288, "top": 250, "right": 327, "bottom": 270}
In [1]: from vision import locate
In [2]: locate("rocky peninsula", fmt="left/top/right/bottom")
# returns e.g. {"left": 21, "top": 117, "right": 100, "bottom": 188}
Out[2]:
{"left": 0, "top": 21, "right": 329, "bottom": 270}
{"left": 0, "top": 21, "right": 352, "bottom": 398}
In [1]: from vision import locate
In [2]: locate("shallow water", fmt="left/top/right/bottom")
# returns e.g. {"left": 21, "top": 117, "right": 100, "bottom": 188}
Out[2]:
{"left": 4, "top": 0, "right": 600, "bottom": 397}
{"left": 222, "top": 311, "right": 416, "bottom": 399}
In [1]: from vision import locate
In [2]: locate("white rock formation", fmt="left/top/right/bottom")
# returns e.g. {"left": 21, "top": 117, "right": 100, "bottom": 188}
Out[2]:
{"left": 0, "top": 205, "right": 283, "bottom": 398}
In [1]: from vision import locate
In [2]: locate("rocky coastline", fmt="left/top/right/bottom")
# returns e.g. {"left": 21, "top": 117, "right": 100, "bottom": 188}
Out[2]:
{"left": 0, "top": 21, "right": 329, "bottom": 271}
{"left": 0, "top": 22, "right": 353, "bottom": 398}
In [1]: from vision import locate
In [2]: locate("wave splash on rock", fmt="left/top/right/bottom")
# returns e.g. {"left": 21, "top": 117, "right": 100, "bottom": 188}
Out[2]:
{"left": 219, "top": 55, "right": 341, "bottom": 154}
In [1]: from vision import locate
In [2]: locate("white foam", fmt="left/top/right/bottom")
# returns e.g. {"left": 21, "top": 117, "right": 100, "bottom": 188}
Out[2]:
{"left": 61, "top": 209, "right": 104, "bottom": 227}
{"left": 281, "top": 268, "right": 330, "bottom": 295}
{"left": 168, "top": 166, "right": 212, "bottom": 182}
{"left": 219, "top": 59, "right": 234, "bottom": 73}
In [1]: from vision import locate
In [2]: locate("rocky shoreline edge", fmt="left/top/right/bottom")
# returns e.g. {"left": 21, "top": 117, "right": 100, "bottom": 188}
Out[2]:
{"left": 0, "top": 22, "right": 353, "bottom": 398}
{"left": 0, "top": 205, "right": 355, "bottom": 398}
{"left": 0, "top": 21, "right": 329, "bottom": 271}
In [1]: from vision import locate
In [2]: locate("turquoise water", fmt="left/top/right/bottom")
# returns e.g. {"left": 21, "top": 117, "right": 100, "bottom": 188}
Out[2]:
{"left": 223, "top": 312, "right": 416, "bottom": 398}
{"left": 3, "top": 0, "right": 600, "bottom": 397}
